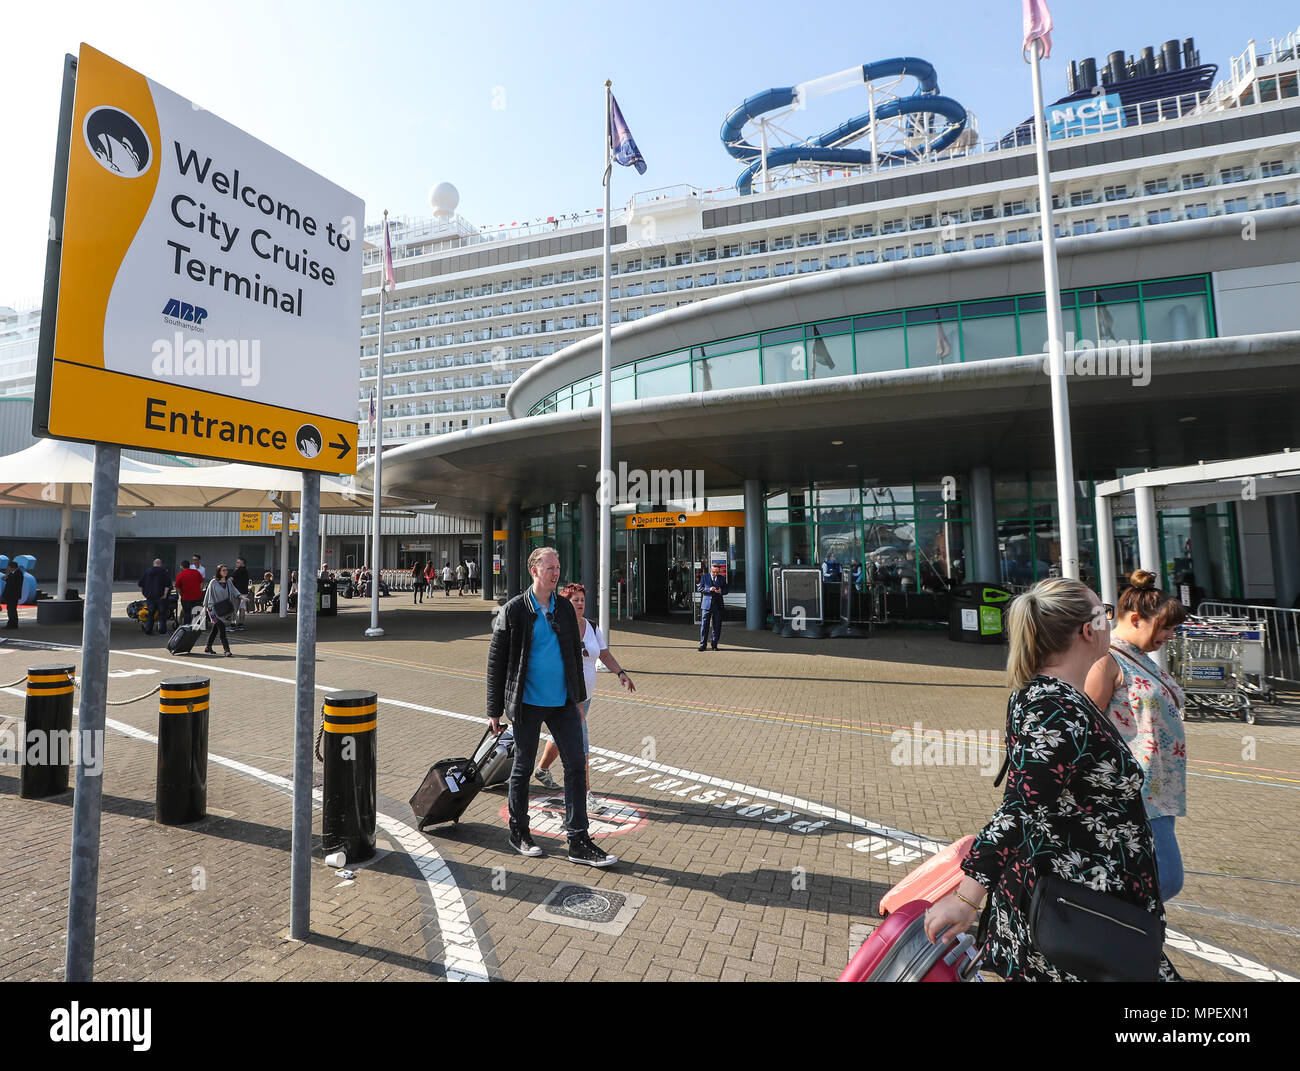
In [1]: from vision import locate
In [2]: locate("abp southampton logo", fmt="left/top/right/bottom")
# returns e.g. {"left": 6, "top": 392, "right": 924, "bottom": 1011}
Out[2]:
{"left": 161, "top": 299, "right": 208, "bottom": 328}
{"left": 83, "top": 106, "right": 152, "bottom": 177}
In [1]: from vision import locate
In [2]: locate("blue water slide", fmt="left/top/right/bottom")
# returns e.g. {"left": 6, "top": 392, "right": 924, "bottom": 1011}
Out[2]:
{"left": 720, "top": 58, "right": 967, "bottom": 195}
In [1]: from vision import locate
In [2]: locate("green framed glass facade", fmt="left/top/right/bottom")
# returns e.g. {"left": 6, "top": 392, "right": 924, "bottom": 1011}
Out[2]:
{"left": 528, "top": 275, "right": 1215, "bottom": 415}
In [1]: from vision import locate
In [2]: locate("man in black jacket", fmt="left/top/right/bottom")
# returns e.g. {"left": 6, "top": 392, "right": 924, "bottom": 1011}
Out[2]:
{"left": 2, "top": 562, "right": 23, "bottom": 629}
{"left": 231, "top": 558, "right": 251, "bottom": 631}
{"left": 487, "top": 546, "right": 615, "bottom": 867}
{"left": 138, "top": 557, "right": 172, "bottom": 635}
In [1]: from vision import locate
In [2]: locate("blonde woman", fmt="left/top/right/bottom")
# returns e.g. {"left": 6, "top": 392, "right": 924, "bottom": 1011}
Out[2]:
{"left": 924, "top": 578, "right": 1178, "bottom": 981}
{"left": 1085, "top": 570, "right": 1189, "bottom": 900}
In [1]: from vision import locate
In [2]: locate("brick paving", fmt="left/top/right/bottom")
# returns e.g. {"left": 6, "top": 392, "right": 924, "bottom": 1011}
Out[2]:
{"left": 1, "top": 593, "right": 1297, "bottom": 982}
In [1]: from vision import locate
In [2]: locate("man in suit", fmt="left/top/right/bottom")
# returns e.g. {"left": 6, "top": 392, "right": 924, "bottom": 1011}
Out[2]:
{"left": 697, "top": 561, "right": 729, "bottom": 651}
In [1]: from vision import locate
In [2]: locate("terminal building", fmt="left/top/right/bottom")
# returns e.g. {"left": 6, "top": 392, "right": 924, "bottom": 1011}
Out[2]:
{"left": 368, "top": 27, "right": 1300, "bottom": 623}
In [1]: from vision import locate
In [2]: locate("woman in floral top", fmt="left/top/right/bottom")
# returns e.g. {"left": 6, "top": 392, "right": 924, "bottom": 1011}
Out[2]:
{"left": 1086, "top": 570, "right": 1188, "bottom": 900}
{"left": 924, "top": 578, "right": 1179, "bottom": 981}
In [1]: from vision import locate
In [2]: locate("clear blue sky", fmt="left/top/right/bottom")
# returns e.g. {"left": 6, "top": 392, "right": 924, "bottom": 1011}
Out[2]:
{"left": 2, "top": 0, "right": 1296, "bottom": 305}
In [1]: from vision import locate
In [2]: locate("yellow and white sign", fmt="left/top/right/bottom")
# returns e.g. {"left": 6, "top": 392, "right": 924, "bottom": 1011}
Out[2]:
{"left": 239, "top": 511, "right": 262, "bottom": 531}
{"left": 625, "top": 510, "right": 745, "bottom": 530}
{"left": 36, "top": 44, "right": 363, "bottom": 474}
{"left": 269, "top": 511, "right": 299, "bottom": 532}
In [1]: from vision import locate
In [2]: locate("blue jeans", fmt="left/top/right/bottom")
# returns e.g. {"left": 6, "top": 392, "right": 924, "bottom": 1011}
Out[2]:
{"left": 145, "top": 596, "right": 167, "bottom": 633}
{"left": 508, "top": 702, "right": 588, "bottom": 838}
{"left": 1150, "top": 816, "right": 1184, "bottom": 901}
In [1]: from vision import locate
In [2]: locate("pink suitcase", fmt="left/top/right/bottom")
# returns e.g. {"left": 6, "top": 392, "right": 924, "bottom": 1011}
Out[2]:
{"left": 839, "top": 899, "right": 982, "bottom": 982}
{"left": 878, "top": 835, "right": 975, "bottom": 916}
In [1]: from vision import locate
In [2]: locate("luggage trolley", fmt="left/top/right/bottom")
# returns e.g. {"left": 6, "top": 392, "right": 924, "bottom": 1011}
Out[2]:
{"left": 1193, "top": 615, "right": 1274, "bottom": 704}
{"left": 1167, "top": 619, "right": 1254, "bottom": 724}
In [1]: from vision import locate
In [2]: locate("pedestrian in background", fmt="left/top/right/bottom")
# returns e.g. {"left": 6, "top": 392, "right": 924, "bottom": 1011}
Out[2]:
{"left": 1086, "top": 569, "right": 1190, "bottom": 901}
{"left": 697, "top": 561, "right": 728, "bottom": 651}
{"left": 138, "top": 557, "right": 172, "bottom": 636}
{"left": 456, "top": 560, "right": 468, "bottom": 596}
{"left": 203, "top": 564, "right": 237, "bottom": 657}
{"left": 190, "top": 554, "right": 206, "bottom": 580}
{"left": 412, "top": 561, "right": 427, "bottom": 603}
{"left": 2, "top": 561, "right": 23, "bottom": 630}
{"left": 231, "top": 557, "right": 251, "bottom": 631}
{"left": 442, "top": 561, "right": 453, "bottom": 597}
{"left": 174, "top": 560, "right": 205, "bottom": 630}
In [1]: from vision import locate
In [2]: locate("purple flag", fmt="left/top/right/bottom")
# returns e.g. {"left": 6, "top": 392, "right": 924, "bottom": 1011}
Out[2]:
{"left": 1022, "top": 0, "right": 1053, "bottom": 58}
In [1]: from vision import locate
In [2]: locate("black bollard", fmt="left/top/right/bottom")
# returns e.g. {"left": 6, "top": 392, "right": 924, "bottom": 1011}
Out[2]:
{"left": 19, "top": 664, "right": 75, "bottom": 799}
{"left": 321, "top": 689, "right": 377, "bottom": 864}
{"left": 156, "top": 676, "right": 209, "bottom": 825}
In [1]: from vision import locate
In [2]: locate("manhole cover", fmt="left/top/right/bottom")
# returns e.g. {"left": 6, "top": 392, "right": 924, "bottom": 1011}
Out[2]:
{"left": 533, "top": 884, "right": 642, "bottom": 933}
{"left": 547, "top": 886, "right": 625, "bottom": 923}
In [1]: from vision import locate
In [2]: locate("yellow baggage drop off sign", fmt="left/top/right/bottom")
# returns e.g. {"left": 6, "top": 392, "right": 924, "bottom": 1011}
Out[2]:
{"left": 34, "top": 44, "right": 364, "bottom": 476}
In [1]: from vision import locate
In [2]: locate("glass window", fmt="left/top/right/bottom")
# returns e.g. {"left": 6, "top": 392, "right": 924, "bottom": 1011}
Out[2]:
{"left": 1143, "top": 295, "right": 1209, "bottom": 342}
{"left": 693, "top": 348, "right": 760, "bottom": 392}
{"left": 807, "top": 325, "right": 853, "bottom": 379}
{"left": 762, "top": 339, "right": 806, "bottom": 384}
{"left": 904, "top": 308, "right": 959, "bottom": 368}
{"left": 636, "top": 360, "right": 692, "bottom": 399}
{"left": 853, "top": 322, "right": 907, "bottom": 373}
{"left": 1077, "top": 301, "right": 1140, "bottom": 346}
{"left": 637, "top": 349, "right": 688, "bottom": 372}
{"left": 959, "top": 313, "right": 1018, "bottom": 361}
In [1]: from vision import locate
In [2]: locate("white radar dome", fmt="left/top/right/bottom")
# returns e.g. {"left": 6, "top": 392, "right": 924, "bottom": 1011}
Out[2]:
{"left": 429, "top": 182, "right": 460, "bottom": 216}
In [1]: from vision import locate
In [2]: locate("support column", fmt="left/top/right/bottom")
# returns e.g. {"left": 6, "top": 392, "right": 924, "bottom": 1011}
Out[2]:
{"left": 970, "top": 467, "right": 997, "bottom": 582}
{"left": 279, "top": 515, "right": 290, "bottom": 619}
{"left": 57, "top": 486, "right": 72, "bottom": 600}
{"left": 506, "top": 501, "right": 522, "bottom": 599}
{"left": 1135, "top": 486, "right": 1161, "bottom": 581}
{"left": 1267, "top": 492, "right": 1300, "bottom": 608}
{"left": 481, "top": 511, "right": 495, "bottom": 601}
{"left": 580, "top": 491, "right": 597, "bottom": 621}
{"left": 744, "top": 479, "right": 765, "bottom": 630}
{"left": 1095, "top": 493, "right": 1117, "bottom": 608}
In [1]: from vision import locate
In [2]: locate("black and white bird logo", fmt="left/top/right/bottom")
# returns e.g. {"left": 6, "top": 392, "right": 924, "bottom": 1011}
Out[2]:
{"left": 83, "top": 107, "right": 151, "bottom": 177}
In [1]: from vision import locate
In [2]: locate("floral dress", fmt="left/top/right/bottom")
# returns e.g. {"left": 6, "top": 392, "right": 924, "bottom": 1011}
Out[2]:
{"left": 1103, "top": 639, "right": 1187, "bottom": 818}
{"left": 961, "top": 675, "right": 1180, "bottom": 981}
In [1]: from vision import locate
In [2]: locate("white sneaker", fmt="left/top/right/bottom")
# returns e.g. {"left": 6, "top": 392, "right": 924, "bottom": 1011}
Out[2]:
{"left": 534, "top": 766, "right": 560, "bottom": 790}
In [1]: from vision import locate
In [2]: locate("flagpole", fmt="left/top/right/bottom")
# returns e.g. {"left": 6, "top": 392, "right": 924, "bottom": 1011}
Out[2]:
{"left": 366, "top": 209, "right": 387, "bottom": 637}
{"left": 1028, "top": 38, "right": 1080, "bottom": 580}
{"left": 598, "top": 81, "right": 613, "bottom": 641}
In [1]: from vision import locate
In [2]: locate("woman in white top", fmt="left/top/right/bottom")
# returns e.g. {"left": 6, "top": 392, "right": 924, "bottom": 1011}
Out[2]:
{"left": 534, "top": 582, "right": 634, "bottom": 811}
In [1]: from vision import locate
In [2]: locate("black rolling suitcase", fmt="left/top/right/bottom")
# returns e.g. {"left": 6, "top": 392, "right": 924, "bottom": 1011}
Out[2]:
{"left": 411, "top": 728, "right": 494, "bottom": 831}
{"left": 167, "top": 623, "right": 202, "bottom": 655}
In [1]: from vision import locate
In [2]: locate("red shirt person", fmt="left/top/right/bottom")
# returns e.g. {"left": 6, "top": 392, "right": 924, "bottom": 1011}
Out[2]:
{"left": 174, "top": 564, "right": 205, "bottom": 627}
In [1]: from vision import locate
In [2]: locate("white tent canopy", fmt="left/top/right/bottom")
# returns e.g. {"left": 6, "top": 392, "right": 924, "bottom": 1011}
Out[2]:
{"left": 0, "top": 438, "right": 415, "bottom": 601}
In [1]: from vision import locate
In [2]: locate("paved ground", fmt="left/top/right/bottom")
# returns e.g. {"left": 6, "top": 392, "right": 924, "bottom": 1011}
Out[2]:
{"left": 1, "top": 590, "right": 1297, "bottom": 982}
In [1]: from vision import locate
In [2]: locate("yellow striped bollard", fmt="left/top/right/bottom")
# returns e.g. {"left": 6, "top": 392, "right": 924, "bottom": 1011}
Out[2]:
{"left": 19, "top": 664, "right": 75, "bottom": 799}
{"left": 321, "top": 690, "right": 377, "bottom": 864}
{"left": 156, "top": 676, "right": 209, "bottom": 825}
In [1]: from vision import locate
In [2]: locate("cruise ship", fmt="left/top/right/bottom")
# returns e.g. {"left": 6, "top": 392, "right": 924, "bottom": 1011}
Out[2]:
{"left": 359, "top": 27, "right": 1299, "bottom": 448}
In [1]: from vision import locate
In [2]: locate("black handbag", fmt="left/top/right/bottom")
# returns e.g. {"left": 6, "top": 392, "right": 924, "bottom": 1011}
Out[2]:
{"left": 1029, "top": 874, "right": 1163, "bottom": 981}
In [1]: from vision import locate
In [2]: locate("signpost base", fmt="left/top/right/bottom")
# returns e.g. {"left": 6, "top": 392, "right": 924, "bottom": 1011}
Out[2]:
{"left": 364, "top": 627, "right": 385, "bottom": 638}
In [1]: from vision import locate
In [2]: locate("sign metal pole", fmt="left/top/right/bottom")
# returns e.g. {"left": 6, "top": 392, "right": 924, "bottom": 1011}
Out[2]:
{"left": 64, "top": 444, "right": 120, "bottom": 981}
{"left": 289, "top": 472, "right": 320, "bottom": 939}
{"left": 367, "top": 212, "right": 387, "bottom": 638}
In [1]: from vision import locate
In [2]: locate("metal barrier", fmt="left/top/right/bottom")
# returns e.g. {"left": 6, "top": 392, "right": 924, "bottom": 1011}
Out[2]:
{"left": 1198, "top": 602, "right": 1300, "bottom": 689}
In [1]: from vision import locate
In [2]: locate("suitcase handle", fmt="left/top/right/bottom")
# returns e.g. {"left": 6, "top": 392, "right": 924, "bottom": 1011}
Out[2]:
{"left": 465, "top": 726, "right": 502, "bottom": 781}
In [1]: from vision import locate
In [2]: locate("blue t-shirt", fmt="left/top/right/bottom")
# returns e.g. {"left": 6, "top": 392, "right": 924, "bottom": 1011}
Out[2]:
{"left": 522, "top": 591, "right": 567, "bottom": 706}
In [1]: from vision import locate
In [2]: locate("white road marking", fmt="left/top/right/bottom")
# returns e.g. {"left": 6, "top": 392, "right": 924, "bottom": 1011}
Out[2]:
{"left": 8, "top": 639, "right": 1295, "bottom": 983}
